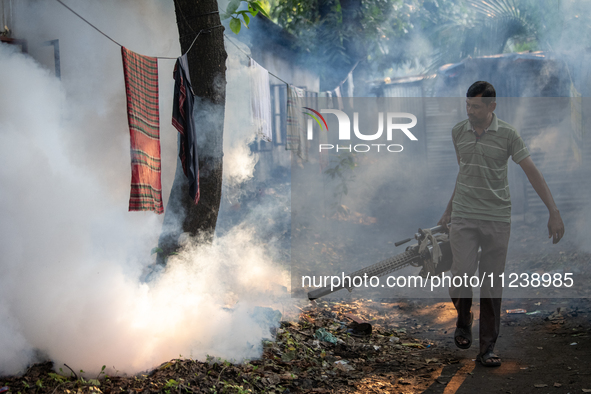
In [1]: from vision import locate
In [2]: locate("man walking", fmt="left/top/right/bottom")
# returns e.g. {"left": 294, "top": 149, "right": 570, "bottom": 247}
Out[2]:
{"left": 438, "top": 81, "right": 565, "bottom": 367}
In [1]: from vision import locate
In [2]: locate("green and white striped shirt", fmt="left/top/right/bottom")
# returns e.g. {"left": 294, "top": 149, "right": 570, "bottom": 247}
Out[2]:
{"left": 451, "top": 113, "right": 530, "bottom": 223}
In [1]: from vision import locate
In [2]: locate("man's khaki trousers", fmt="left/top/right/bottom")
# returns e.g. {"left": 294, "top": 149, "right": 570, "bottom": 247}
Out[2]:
{"left": 449, "top": 217, "right": 511, "bottom": 356}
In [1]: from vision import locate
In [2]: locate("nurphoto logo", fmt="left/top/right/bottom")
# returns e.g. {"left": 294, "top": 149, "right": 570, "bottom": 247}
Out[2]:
{"left": 304, "top": 108, "right": 418, "bottom": 153}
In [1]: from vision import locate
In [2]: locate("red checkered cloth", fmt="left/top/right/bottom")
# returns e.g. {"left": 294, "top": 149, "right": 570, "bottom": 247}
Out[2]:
{"left": 121, "top": 46, "right": 163, "bottom": 214}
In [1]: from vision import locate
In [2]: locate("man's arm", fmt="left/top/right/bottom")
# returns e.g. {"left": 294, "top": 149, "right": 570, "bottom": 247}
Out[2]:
{"left": 519, "top": 156, "right": 565, "bottom": 244}
{"left": 437, "top": 156, "right": 460, "bottom": 230}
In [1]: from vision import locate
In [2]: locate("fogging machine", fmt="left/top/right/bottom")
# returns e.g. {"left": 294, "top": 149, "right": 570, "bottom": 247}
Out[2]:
{"left": 307, "top": 225, "right": 453, "bottom": 300}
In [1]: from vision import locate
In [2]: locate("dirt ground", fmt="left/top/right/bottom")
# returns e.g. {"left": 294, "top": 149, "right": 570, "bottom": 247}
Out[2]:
{"left": 370, "top": 297, "right": 591, "bottom": 394}
{"left": 1, "top": 296, "right": 590, "bottom": 394}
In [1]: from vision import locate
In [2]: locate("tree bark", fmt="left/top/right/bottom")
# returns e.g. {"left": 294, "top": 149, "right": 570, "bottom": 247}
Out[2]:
{"left": 157, "top": 0, "right": 227, "bottom": 264}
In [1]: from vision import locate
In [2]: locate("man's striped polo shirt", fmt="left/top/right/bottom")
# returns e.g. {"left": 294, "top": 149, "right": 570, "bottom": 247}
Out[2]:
{"left": 451, "top": 113, "right": 530, "bottom": 223}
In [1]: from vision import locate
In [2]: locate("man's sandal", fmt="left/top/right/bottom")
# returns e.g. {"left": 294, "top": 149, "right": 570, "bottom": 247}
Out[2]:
{"left": 454, "top": 312, "right": 473, "bottom": 349}
{"left": 477, "top": 351, "right": 502, "bottom": 367}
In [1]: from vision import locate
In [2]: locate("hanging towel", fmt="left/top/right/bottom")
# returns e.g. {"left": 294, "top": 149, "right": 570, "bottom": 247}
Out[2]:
{"left": 333, "top": 86, "right": 344, "bottom": 110}
{"left": 172, "top": 54, "right": 200, "bottom": 204}
{"left": 286, "top": 84, "right": 307, "bottom": 160}
{"left": 318, "top": 91, "right": 331, "bottom": 171}
{"left": 249, "top": 58, "right": 272, "bottom": 142}
{"left": 121, "top": 46, "right": 163, "bottom": 214}
{"left": 346, "top": 72, "right": 354, "bottom": 96}
{"left": 346, "top": 71, "right": 354, "bottom": 107}
{"left": 320, "top": 91, "right": 334, "bottom": 109}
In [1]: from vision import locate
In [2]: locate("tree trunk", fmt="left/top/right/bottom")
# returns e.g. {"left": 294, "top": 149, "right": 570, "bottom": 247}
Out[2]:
{"left": 157, "top": 0, "right": 227, "bottom": 264}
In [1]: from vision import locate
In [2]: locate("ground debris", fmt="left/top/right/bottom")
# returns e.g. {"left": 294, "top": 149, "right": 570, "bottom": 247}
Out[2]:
{"left": 0, "top": 299, "right": 451, "bottom": 393}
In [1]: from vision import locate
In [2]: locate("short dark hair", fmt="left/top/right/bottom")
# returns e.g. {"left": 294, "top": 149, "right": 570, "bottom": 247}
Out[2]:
{"left": 467, "top": 81, "right": 496, "bottom": 105}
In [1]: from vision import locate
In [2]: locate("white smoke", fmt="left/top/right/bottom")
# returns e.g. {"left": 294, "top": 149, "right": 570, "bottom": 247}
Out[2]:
{"left": 0, "top": 0, "right": 288, "bottom": 377}
{"left": 223, "top": 43, "right": 259, "bottom": 186}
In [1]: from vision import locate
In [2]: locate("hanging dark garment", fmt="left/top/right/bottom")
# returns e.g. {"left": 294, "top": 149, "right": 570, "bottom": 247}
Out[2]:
{"left": 172, "top": 54, "right": 199, "bottom": 204}
{"left": 121, "top": 46, "right": 163, "bottom": 214}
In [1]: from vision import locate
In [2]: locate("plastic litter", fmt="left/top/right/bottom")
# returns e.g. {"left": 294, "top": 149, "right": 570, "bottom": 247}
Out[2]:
{"left": 506, "top": 309, "right": 527, "bottom": 314}
{"left": 334, "top": 360, "right": 355, "bottom": 371}
{"left": 402, "top": 342, "right": 425, "bottom": 349}
{"left": 343, "top": 313, "right": 372, "bottom": 337}
{"left": 314, "top": 328, "right": 338, "bottom": 344}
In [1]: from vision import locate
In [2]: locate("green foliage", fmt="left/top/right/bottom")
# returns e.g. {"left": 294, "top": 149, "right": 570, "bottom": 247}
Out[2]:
{"left": 230, "top": 17, "right": 242, "bottom": 34}
{"left": 421, "top": 0, "right": 538, "bottom": 68}
{"left": 206, "top": 354, "right": 221, "bottom": 365}
{"left": 222, "top": 0, "right": 270, "bottom": 34}
{"left": 150, "top": 247, "right": 164, "bottom": 255}
{"left": 269, "top": 0, "right": 591, "bottom": 84}
{"left": 48, "top": 372, "right": 68, "bottom": 383}
{"left": 165, "top": 379, "right": 180, "bottom": 388}
{"left": 151, "top": 246, "right": 179, "bottom": 264}
{"left": 270, "top": 0, "right": 413, "bottom": 85}
{"left": 407, "top": 0, "right": 591, "bottom": 71}
{"left": 221, "top": 381, "right": 252, "bottom": 393}
{"left": 324, "top": 151, "right": 357, "bottom": 214}
{"left": 96, "top": 365, "right": 106, "bottom": 380}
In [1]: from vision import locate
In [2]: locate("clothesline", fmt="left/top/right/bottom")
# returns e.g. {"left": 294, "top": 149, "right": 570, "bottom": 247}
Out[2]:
{"left": 55, "top": 0, "right": 323, "bottom": 214}
{"left": 223, "top": 33, "right": 292, "bottom": 86}
{"left": 54, "top": 0, "right": 222, "bottom": 60}
{"left": 54, "top": 0, "right": 348, "bottom": 93}
{"left": 223, "top": 33, "right": 348, "bottom": 95}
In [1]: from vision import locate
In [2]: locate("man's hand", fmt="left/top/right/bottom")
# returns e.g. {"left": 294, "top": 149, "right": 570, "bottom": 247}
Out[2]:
{"left": 548, "top": 210, "right": 565, "bottom": 244}
{"left": 438, "top": 211, "right": 451, "bottom": 232}
{"left": 519, "top": 157, "right": 565, "bottom": 244}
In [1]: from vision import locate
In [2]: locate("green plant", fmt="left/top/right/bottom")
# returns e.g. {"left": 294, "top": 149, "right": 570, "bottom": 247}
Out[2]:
{"left": 96, "top": 365, "right": 106, "bottom": 380}
{"left": 221, "top": 0, "right": 270, "bottom": 34}
{"left": 48, "top": 373, "right": 68, "bottom": 383}
{"left": 165, "top": 379, "right": 180, "bottom": 389}
{"left": 163, "top": 378, "right": 181, "bottom": 394}
{"left": 150, "top": 247, "right": 179, "bottom": 265}
{"left": 222, "top": 381, "right": 252, "bottom": 394}
{"left": 324, "top": 151, "right": 357, "bottom": 216}
{"left": 151, "top": 247, "right": 164, "bottom": 255}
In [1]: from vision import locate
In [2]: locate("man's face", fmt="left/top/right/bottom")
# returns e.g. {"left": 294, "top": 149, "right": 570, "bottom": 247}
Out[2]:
{"left": 466, "top": 95, "right": 495, "bottom": 126}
